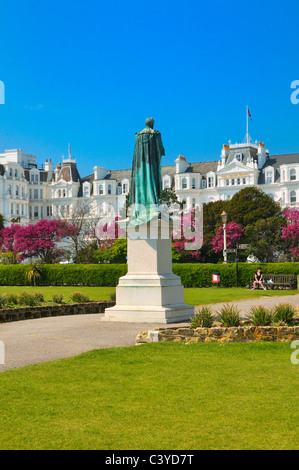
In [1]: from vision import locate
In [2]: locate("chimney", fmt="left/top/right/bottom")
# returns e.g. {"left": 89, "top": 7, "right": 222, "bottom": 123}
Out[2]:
{"left": 221, "top": 144, "right": 230, "bottom": 165}
{"left": 257, "top": 142, "right": 267, "bottom": 169}
{"left": 175, "top": 155, "right": 189, "bottom": 174}
{"left": 44, "top": 158, "right": 54, "bottom": 173}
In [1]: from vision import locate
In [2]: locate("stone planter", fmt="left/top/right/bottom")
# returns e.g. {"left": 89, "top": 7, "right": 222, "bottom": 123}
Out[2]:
{"left": 136, "top": 325, "right": 299, "bottom": 344}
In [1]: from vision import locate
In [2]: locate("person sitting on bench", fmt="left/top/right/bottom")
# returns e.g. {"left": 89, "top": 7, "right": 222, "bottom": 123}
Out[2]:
{"left": 251, "top": 269, "right": 266, "bottom": 290}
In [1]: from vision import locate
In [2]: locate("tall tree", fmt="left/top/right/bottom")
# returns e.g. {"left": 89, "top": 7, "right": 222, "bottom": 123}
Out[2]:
{"left": 227, "top": 187, "right": 282, "bottom": 226}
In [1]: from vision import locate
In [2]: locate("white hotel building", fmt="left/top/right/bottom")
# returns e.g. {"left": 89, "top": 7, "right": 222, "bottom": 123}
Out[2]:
{"left": 0, "top": 139, "right": 298, "bottom": 226}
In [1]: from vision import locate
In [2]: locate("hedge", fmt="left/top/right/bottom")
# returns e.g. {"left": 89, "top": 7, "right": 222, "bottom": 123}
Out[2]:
{"left": 0, "top": 263, "right": 298, "bottom": 288}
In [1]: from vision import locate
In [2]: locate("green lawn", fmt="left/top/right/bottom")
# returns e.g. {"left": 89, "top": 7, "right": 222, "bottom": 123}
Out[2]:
{"left": 0, "top": 342, "right": 298, "bottom": 450}
{"left": 0, "top": 285, "right": 297, "bottom": 306}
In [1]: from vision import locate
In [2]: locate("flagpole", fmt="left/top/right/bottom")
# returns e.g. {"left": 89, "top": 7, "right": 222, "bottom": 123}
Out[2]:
{"left": 246, "top": 105, "right": 249, "bottom": 144}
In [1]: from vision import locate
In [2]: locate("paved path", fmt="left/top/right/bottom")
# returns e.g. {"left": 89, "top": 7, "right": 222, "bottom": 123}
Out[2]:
{"left": 0, "top": 294, "right": 298, "bottom": 372}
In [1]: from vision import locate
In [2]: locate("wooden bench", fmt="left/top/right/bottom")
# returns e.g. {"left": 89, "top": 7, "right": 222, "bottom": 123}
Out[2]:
{"left": 250, "top": 274, "right": 295, "bottom": 290}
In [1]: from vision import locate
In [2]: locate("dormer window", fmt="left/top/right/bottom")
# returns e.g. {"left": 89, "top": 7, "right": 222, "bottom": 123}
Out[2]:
{"left": 182, "top": 178, "right": 187, "bottom": 189}
{"left": 235, "top": 154, "right": 241, "bottom": 162}
{"left": 202, "top": 180, "right": 206, "bottom": 189}
{"left": 99, "top": 184, "right": 104, "bottom": 195}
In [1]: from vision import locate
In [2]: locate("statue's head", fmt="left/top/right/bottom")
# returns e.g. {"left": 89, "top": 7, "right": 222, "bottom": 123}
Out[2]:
{"left": 145, "top": 117, "right": 154, "bottom": 129}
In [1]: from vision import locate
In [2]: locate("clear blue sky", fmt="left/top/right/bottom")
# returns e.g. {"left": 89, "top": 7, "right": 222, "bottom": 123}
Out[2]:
{"left": 0, "top": 0, "right": 298, "bottom": 176}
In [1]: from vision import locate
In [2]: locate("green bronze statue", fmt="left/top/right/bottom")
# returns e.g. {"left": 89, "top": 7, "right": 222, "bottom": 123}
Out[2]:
{"left": 128, "top": 117, "right": 165, "bottom": 225}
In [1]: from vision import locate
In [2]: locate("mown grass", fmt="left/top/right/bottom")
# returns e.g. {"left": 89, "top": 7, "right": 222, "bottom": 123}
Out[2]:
{"left": 0, "top": 342, "right": 298, "bottom": 450}
{"left": 0, "top": 285, "right": 297, "bottom": 307}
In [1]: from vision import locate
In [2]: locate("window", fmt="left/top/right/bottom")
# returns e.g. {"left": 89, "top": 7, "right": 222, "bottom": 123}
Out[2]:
{"left": 58, "top": 190, "right": 62, "bottom": 198}
{"left": 266, "top": 171, "right": 273, "bottom": 184}
{"left": 208, "top": 177, "right": 214, "bottom": 188}
{"left": 290, "top": 191, "right": 297, "bottom": 204}
{"left": 35, "top": 174, "right": 39, "bottom": 182}
{"left": 22, "top": 187, "right": 25, "bottom": 197}
{"left": 235, "top": 154, "right": 241, "bottom": 162}
{"left": 15, "top": 170, "right": 18, "bottom": 177}
{"left": 192, "top": 178, "right": 196, "bottom": 189}
{"left": 16, "top": 186, "right": 19, "bottom": 196}
{"left": 63, "top": 190, "right": 66, "bottom": 198}
{"left": 11, "top": 203, "right": 13, "bottom": 214}
{"left": 163, "top": 178, "right": 170, "bottom": 189}
{"left": 29, "top": 189, "right": 32, "bottom": 199}
{"left": 192, "top": 198, "right": 196, "bottom": 208}
{"left": 122, "top": 183, "right": 128, "bottom": 194}
{"left": 290, "top": 169, "right": 296, "bottom": 181}
{"left": 83, "top": 186, "right": 89, "bottom": 197}
{"left": 243, "top": 178, "right": 246, "bottom": 185}
{"left": 117, "top": 184, "right": 121, "bottom": 195}
{"left": 21, "top": 205, "right": 24, "bottom": 216}
{"left": 182, "top": 178, "right": 187, "bottom": 189}
{"left": 237, "top": 178, "right": 240, "bottom": 185}
{"left": 40, "top": 190, "right": 43, "bottom": 200}
{"left": 226, "top": 179, "right": 229, "bottom": 186}
{"left": 231, "top": 179, "right": 235, "bottom": 186}
{"left": 9, "top": 169, "right": 13, "bottom": 177}
{"left": 108, "top": 184, "right": 112, "bottom": 195}
{"left": 202, "top": 180, "right": 206, "bottom": 189}
{"left": 31, "top": 174, "right": 34, "bottom": 182}
{"left": 34, "top": 189, "right": 38, "bottom": 200}
{"left": 34, "top": 206, "right": 39, "bottom": 218}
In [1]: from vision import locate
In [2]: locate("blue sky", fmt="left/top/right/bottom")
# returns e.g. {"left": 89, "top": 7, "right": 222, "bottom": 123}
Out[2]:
{"left": 0, "top": 0, "right": 298, "bottom": 176}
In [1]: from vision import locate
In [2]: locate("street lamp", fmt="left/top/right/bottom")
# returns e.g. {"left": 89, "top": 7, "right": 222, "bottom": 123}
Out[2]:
{"left": 221, "top": 211, "right": 228, "bottom": 264}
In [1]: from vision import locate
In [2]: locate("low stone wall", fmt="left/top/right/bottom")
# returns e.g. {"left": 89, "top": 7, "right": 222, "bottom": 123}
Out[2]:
{"left": 0, "top": 301, "right": 116, "bottom": 323}
{"left": 136, "top": 325, "right": 299, "bottom": 344}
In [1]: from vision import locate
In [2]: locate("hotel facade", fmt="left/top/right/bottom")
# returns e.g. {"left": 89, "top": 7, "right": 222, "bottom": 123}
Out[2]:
{"left": 0, "top": 139, "right": 298, "bottom": 226}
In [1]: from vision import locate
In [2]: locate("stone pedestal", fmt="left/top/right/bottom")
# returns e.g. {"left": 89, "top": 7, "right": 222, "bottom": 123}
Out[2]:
{"left": 103, "top": 218, "right": 194, "bottom": 323}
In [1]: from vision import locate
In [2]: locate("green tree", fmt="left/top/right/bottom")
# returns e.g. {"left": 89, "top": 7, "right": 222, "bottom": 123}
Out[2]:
{"left": 227, "top": 187, "right": 282, "bottom": 226}
{"left": 245, "top": 217, "right": 287, "bottom": 262}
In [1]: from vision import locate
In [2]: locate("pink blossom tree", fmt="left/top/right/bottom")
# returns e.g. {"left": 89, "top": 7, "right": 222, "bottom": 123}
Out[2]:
{"left": 211, "top": 222, "right": 245, "bottom": 253}
{"left": 1, "top": 219, "right": 65, "bottom": 263}
{"left": 172, "top": 209, "right": 202, "bottom": 262}
{"left": 281, "top": 208, "right": 299, "bottom": 259}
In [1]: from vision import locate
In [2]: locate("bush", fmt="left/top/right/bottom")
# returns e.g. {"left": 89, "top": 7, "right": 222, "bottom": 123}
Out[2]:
{"left": 5, "top": 293, "right": 19, "bottom": 306}
{"left": 18, "top": 292, "right": 40, "bottom": 306}
{"left": 218, "top": 304, "right": 241, "bottom": 327}
{"left": 190, "top": 306, "right": 215, "bottom": 328}
{"left": 273, "top": 303, "right": 297, "bottom": 325}
{"left": 0, "top": 293, "right": 7, "bottom": 308}
{"left": 249, "top": 305, "right": 273, "bottom": 326}
{"left": 33, "top": 292, "right": 45, "bottom": 303}
{"left": 52, "top": 294, "right": 64, "bottom": 304}
{"left": 109, "top": 290, "right": 116, "bottom": 301}
{"left": 70, "top": 292, "right": 90, "bottom": 303}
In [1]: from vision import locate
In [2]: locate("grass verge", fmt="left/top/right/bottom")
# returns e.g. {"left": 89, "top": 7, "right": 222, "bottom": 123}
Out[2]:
{"left": 0, "top": 342, "right": 298, "bottom": 450}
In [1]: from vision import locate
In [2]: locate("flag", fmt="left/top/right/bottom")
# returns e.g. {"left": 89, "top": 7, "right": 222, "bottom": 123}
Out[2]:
{"left": 248, "top": 108, "right": 252, "bottom": 120}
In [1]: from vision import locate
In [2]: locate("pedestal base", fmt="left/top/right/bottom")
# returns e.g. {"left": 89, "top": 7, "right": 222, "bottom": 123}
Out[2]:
{"left": 103, "top": 218, "right": 194, "bottom": 324}
{"left": 103, "top": 304, "right": 194, "bottom": 323}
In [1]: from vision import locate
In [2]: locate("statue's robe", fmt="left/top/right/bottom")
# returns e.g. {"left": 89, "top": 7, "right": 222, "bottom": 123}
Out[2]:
{"left": 129, "top": 129, "right": 165, "bottom": 225}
